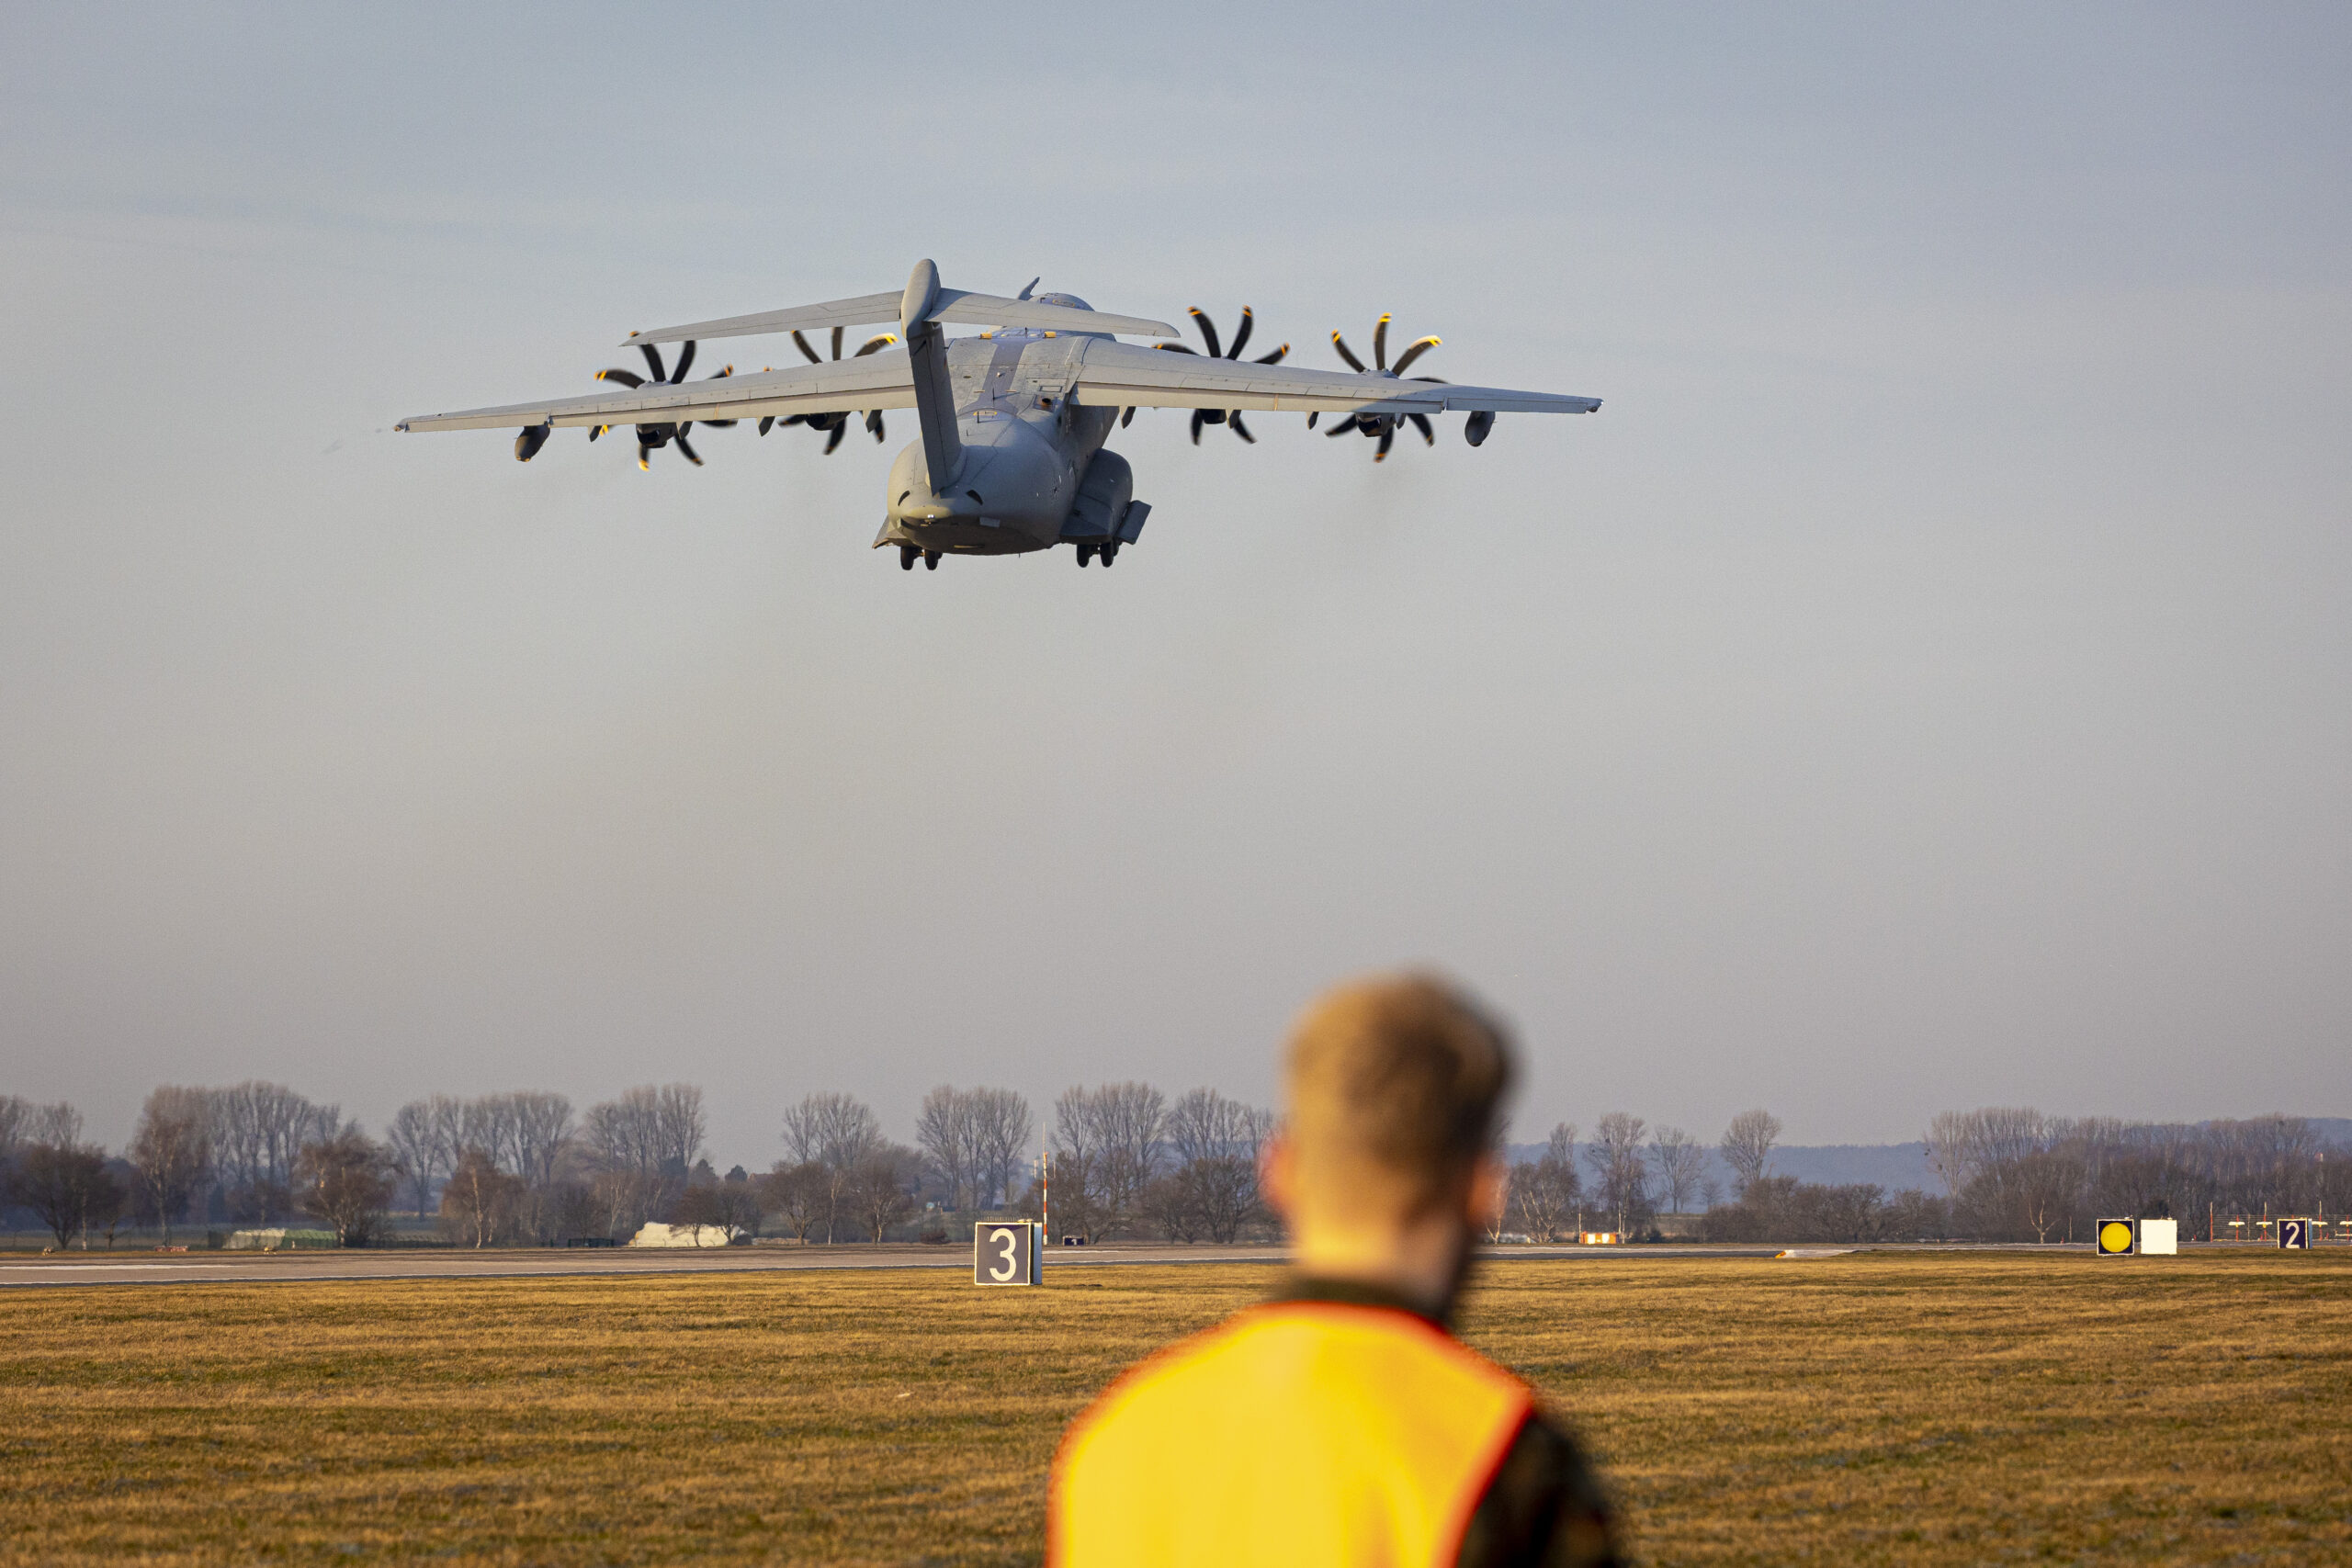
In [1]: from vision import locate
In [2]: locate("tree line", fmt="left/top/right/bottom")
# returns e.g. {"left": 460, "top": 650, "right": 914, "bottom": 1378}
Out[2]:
{"left": 5, "top": 1085, "right": 2342, "bottom": 1250}
{"left": 1500, "top": 1106, "right": 2348, "bottom": 1246}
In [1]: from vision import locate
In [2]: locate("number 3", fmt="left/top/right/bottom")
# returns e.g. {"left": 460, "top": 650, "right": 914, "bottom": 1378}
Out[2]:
{"left": 988, "top": 1226, "right": 1018, "bottom": 1282}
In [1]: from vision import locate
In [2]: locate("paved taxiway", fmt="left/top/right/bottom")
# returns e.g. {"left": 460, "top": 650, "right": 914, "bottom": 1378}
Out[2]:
{"left": 0, "top": 1242, "right": 1796, "bottom": 1288}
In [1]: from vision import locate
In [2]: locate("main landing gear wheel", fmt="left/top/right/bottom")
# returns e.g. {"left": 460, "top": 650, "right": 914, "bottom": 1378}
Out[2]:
{"left": 1100, "top": 542, "right": 1120, "bottom": 567}
{"left": 1075, "top": 543, "right": 1098, "bottom": 567}
{"left": 899, "top": 546, "right": 918, "bottom": 571}
{"left": 923, "top": 550, "right": 940, "bottom": 570}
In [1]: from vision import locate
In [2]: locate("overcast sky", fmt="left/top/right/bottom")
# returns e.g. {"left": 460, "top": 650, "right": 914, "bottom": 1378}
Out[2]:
{"left": 3, "top": 5, "right": 2346, "bottom": 1167}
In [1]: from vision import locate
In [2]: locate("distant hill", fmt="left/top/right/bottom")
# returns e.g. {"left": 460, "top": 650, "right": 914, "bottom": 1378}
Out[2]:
{"left": 1766, "top": 1142, "right": 1938, "bottom": 1189}
{"left": 1505, "top": 1117, "right": 2350, "bottom": 1201}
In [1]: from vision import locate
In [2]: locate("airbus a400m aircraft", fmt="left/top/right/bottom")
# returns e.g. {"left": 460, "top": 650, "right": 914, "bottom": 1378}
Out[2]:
{"left": 397, "top": 261, "right": 1601, "bottom": 570}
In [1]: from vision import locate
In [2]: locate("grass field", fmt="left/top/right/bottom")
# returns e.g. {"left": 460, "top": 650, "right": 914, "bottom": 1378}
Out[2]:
{"left": 2, "top": 1251, "right": 2346, "bottom": 1564}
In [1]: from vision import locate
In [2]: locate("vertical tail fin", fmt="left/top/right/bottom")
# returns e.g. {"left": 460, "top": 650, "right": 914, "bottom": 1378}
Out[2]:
{"left": 899, "top": 260, "right": 963, "bottom": 487}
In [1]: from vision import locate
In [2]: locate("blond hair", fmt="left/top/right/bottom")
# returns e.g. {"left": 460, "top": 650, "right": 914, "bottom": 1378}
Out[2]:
{"left": 1282, "top": 973, "right": 1515, "bottom": 1221}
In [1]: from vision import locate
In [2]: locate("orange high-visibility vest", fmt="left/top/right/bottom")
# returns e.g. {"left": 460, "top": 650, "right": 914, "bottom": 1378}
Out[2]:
{"left": 1050, "top": 1300, "right": 1535, "bottom": 1568}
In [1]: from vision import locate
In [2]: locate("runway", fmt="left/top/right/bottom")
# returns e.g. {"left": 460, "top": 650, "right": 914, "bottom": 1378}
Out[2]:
{"left": 0, "top": 1242, "right": 1793, "bottom": 1288}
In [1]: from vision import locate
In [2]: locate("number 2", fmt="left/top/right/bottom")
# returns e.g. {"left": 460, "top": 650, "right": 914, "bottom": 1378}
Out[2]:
{"left": 988, "top": 1226, "right": 1019, "bottom": 1282}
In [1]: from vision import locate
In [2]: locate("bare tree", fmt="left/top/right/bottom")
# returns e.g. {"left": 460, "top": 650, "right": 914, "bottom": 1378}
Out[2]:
{"left": 1165, "top": 1089, "right": 1240, "bottom": 1166}
{"left": 9, "top": 1139, "right": 124, "bottom": 1249}
{"left": 205, "top": 1082, "right": 340, "bottom": 1222}
{"left": 1719, "top": 1109, "right": 1781, "bottom": 1198}
{"left": 426, "top": 1094, "right": 467, "bottom": 1186}
{"left": 1585, "top": 1111, "right": 1651, "bottom": 1235}
{"left": 1040, "top": 1148, "right": 1106, "bottom": 1243}
{"left": 439, "top": 1147, "right": 523, "bottom": 1247}
{"left": 915, "top": 1086, "right": 981, "bottom": 1212}
{"left": 1056, "top": 1083, "right": 1165, "bottom": 1239}
{"left": 847, "top": 1145, "right": 922, "bottom": 1242}
{"left": 386, "top": 1100, "right": 447, "bottom": 1217}
{"left": 1509, "top": 1122, "right": 1582, "bottom": 1242}
{"left": 782, "top": 1092, "right": 883, "bottom": 1243}
{"left": 967, "top": 1087, "right": 1035, "bottom": 1210}
{"left": 499, "top": 1091, "right": 576, "bottom": 1241}
{"left": 2011, "top": 1145, "right": 2084, "bottom": 1245}
{"left": 1159, "top": 1089, "right": 1273, "bottom": 1243}
{"left": 296, "top": 1127, "right": 397, "bottom": 1247}
{"left": 654, "top": 1084, "right": 706, "bottom": 1172}
{"left": 675, "top": 1168, "right": 764, "bottom": 1237}
{"left": 26, "top": 1100, "right": 83, "bottom": 1149}
{"left": 760, "top": 1160, "right": 830, "bottom": 1243}
{"left": 0, "top": 1095, "right": 28, "bottom": 1168}
{"left": 129, "top": 1087, "right": 213, "bottom": 1243}
{"left": 1650, "top": 1126, "right": 1704, "bottom": 1216}
{"left": 582, "top": 1085, "right": 703, "bottom": 1237}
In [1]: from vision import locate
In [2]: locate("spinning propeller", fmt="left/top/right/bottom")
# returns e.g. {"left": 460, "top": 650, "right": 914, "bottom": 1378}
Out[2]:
{"left": 755, "top": 327, "right": 899, "bottom": 453}
{"left": 1135, "top": 308, "right": 1289, "bottom": 443}
{"left": 589, "top": 339, "right": 737, "bottom": 469}
{"left": 1317, "top": 314, "right": 1443, "bottom": 462}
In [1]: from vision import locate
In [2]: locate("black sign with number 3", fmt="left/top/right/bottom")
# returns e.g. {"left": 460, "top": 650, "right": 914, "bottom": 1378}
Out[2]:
{"left": 973, "top": 1221, "right": 1043, "bottom": 1286}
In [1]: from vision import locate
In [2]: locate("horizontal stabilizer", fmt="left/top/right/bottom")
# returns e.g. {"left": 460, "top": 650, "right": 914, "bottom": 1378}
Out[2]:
{"left": 623, "top": 292, "right": 905, "bottom": 347}
{"left": 925, "top": 290, "right": 1175, "bottom": 340}
{"left": 628, "top": 279, "right": 1177, "bottom": 346}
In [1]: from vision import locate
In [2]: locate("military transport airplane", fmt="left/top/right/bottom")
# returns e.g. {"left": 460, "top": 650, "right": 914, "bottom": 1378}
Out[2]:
{"left": 397, "top": 261, "right": 1601, "bottom": 570}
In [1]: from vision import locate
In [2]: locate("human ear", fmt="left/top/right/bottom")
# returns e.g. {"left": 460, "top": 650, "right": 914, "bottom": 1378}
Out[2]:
{"left": 1260, "top": 1134, "right": 1298, "bottom": 1225}
{"left": 1466, "top": 1154, "right": 1508, "bottom": 1231}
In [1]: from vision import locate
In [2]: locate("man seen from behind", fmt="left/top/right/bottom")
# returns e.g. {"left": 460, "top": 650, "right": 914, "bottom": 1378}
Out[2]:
{"left": 1050, "top": 972, "right": 1623, "bottom": 1567}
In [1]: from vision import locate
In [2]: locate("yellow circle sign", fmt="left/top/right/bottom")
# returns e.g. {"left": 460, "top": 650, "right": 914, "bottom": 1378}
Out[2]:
{"left": 2098, "top": 1221, "right": 2134, "bottom": 1255}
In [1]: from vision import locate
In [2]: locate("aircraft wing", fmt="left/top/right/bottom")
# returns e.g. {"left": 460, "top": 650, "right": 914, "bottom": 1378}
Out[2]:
{"left": 397, "top": 351, "right": 916, "bottom": 434}
{"left": 1070, "top": 339, "right": 1601, "bottom": 416}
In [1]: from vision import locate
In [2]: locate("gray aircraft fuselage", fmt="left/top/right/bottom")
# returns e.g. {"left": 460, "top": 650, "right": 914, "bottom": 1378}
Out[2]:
{"left": 877, "top": 309, "right": 1115, "bottom": 558}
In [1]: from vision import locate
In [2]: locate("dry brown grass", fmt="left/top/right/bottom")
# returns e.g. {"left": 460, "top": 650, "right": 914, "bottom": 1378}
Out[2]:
{"left": 1, "top": 1250, "right": 2346, "bottom": 1564}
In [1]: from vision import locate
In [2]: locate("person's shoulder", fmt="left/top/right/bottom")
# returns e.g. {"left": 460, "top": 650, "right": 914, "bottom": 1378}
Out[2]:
{"left": 1458, "top": 1409, "right": 1624, "bottom": 1568}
